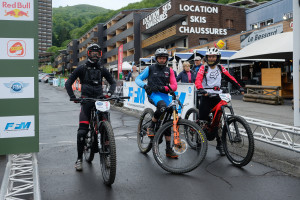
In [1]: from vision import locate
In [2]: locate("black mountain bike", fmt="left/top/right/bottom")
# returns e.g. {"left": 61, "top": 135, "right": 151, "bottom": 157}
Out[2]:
{"left": 185, "top": 90, "right": 254, "bottom": 167}
{"left": 137, "top": 91, "right": 208, "bottom": 174}
{"left": 71, "top": 96, "right": 129, "bottom": 185}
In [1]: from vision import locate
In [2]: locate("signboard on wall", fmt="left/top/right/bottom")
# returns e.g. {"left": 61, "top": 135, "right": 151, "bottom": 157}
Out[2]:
{"left": 123, "top": 81, "right": 195, "bottom": 117}
{"left": 240, "top": 24, "right": 283, "bottom": 48}
{"left": 0, "top": 0, "right": 38, "bottom": 155}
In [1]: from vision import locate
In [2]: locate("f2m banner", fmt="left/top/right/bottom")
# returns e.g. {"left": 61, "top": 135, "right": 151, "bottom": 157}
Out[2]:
{"left": 123, "top": 82, "right": 195, "bottom": 117}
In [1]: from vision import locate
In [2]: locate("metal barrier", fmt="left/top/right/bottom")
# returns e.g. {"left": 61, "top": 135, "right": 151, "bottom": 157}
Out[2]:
{"left": 0, "top": 153, "right": 41, "bottom": 200}
{"left": 240, "top": 116, "right": 300, "bottom": 153}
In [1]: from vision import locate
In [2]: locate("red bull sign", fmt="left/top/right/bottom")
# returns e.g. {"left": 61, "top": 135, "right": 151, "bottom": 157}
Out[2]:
{"left": 0, "top": 38, "right": 34, "bottom": 59}
{"left": 0, "top": 0, "right": 33, "bottom": 21}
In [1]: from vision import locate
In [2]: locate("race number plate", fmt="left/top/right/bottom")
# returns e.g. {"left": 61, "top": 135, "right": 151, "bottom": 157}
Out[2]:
{"left": 95, "top": 101, "right": 110, "bottom": 112}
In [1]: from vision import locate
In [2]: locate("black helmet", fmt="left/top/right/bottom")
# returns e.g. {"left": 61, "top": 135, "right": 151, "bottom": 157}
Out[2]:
{"left": 87, "top": 43, "right": 102, "bottom": 64}
{"left": 205, "top": 47, "right": 221, "bottom": 67}
{"left": 155, "top": 48, "right": 169, "bottom": 67}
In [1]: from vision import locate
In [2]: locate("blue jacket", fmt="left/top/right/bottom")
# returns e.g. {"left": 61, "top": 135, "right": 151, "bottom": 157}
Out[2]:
{"left": 176, "top": 70, "right": 196, "bottom": 83}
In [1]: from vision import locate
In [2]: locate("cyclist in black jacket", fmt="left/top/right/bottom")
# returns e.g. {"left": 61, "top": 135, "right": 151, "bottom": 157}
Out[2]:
{"left": 65, "top": 43, "right": 116, "bottom": 171}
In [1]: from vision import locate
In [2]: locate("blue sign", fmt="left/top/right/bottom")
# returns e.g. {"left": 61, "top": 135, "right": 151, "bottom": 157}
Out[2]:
{"left": 4, "top": 81, "right": 29, "bottom": 93}
{"left": 128, "top": 87, "right": 146, "bottom": 104}
{"left": 5, "top": 122, "right": 31, "bottom": 131}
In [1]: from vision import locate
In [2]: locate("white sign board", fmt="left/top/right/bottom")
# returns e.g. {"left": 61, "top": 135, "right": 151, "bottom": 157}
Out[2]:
{"left": 0, "top": 77, "right": 34, "bottom": 99}
{"left": 0, "top": 0, "right": 34, "bottom": 21}
{"left": 123, "top": 82, "right": 195, "bottom": 117}
{"left": 240, "top": 24, "right": 283, "bottom": 48}
{"left": 0, "top": 38, "right": 34, "bottom": 59}
{"left": 0, "top": 115, "right": 35, "bottom": 138}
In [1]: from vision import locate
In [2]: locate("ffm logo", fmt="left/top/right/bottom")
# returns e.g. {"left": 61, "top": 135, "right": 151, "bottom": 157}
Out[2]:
{"left": 4, "top": 81, "right": 29, "bottom": 93}
{"left": 7, "top": 40, "right": 26, "bottom": 57}
{"left": 4, "top": 122, "right": 31, "bottom": 131}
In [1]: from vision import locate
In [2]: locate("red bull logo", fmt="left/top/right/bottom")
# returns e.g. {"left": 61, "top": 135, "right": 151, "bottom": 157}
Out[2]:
{"left": 2, "top": 2, "right": 31, "bottom": 9}
{"left": 4, "top": 9, "right": 29, "bottom": 18}
{"left": 7, "top": 41, "right": 26, "bottom": 57}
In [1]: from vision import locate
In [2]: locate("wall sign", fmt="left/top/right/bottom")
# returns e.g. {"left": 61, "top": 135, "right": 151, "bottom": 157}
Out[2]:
{"left": 0, "top": 38, "right": 34, "bottom": 59}
{"left": 0, "top": 77, "right": 34, "bottom": 99}
{"left": 240, "top": 24, "right": 283, "bottom": 48}
{"left": 0, "top": 115, "right": 35, "bottom": 138}
{"left": 0, "top": 0, "right": 34, "bottom": 21}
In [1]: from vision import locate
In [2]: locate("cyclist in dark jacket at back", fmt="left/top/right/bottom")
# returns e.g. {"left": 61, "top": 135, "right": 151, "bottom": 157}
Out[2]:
{"left": 65, "top": 43, "right": 116, "bottom": 171}
{"left": 176, "top": 61, "right": 196, "bottom": 83}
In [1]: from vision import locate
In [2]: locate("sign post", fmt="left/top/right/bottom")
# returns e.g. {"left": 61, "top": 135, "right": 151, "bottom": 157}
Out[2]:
{"left": 0, "top": 0, "right": 39, "bottom": 154}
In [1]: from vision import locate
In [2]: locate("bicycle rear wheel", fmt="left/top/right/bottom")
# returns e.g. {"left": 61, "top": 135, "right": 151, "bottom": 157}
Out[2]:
{"left": 83, "top": 129, "right": 95, "bottom": 162}
{"left": 137, "top": 108, "right": 154, "bottom": 154}
{"left": 99, "top": 121, "right": 116, "bottom": 185}
{"left": 222, "top": 115, "right": 254, "bottom": 167}
{"left": 152, "top": 119, "right": 207, "bottom": 174}
{"left": 184, "top": 108, "right": 200, "bottom": 149}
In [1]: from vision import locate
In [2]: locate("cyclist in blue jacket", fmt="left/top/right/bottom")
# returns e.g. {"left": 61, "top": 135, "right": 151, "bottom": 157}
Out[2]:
{"left": 135, "top": 48, "right": 178, "bottom": 158}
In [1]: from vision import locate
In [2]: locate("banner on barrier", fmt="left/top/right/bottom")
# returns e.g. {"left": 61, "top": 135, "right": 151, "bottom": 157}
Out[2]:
{"left": 123, "top": 82, "right": 195, "bottom": 116}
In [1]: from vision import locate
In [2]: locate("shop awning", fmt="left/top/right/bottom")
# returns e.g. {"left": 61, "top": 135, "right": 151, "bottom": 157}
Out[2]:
{"left": 230, "top": 32, "right": 293, "bottom": 60}
{"left": 195, "top": 49, "right": 237, "bottom": 60}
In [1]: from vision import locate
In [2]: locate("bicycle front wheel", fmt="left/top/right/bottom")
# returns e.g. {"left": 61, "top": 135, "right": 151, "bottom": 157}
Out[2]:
{"left": 152, "top": 119, "right": 207, "bottom": 174}
{"left": 222, "top": 115, "right": 254, "bottom": 167}
{"left": 137, "top": 108, "right": 154, "bottom": 154}
{"left": 99, "top": 121, "right": 116, "bottom": 185}
{"left": 83, "top": 130, "right": 95, "bottom": 163}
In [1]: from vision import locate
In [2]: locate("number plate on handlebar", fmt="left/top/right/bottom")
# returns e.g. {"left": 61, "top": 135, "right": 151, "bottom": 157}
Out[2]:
{"left": 95, "top": 101, "right": 110, "bottom": 112}
{"left": 219, "top": 93, "right": 231, "bottom": 102}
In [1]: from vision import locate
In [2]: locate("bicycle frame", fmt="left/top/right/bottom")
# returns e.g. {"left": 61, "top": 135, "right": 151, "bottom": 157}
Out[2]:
{"left": 209, "top": 96, "right": 239, "bottom": 143}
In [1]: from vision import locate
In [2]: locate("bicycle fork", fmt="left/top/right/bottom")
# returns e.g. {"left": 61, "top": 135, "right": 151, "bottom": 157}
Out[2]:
{"left": 173, "top": 110, "right": 181, "bottom": 147}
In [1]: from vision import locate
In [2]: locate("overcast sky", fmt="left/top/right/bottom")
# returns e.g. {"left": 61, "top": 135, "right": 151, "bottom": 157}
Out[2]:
{"left": 52, "top": 0, "right": 143, "bottom": 10}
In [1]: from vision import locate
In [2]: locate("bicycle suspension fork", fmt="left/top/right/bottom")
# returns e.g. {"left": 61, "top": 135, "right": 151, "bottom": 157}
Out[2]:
{"left": 172, "top": 109, "right": 180, "bottom": 146}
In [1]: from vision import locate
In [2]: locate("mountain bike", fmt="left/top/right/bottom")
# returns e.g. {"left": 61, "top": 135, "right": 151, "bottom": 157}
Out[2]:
{"left": 71, "top": 96, "right": 129, "bottom": 185}
{"left": 185, "top": 89, "right": 254, "bottom": 167}
{"left": 137, "top": 91, "right": 208, "bottom": 174}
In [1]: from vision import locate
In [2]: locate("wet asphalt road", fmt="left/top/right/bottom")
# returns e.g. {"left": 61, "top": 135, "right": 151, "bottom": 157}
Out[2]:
{"left": 38, "top": 83, "right": 300, "bottom": 200}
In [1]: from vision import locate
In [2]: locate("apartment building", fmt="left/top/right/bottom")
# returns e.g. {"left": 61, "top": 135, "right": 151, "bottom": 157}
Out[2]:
{"left": 66, "top": 40, "right": 79, "bottom": 72}
{"left": 102, "top": 9, "right": 153, "bottom": 68}
{"left": 38, "top": 0, "right": 52, "bottom": 53}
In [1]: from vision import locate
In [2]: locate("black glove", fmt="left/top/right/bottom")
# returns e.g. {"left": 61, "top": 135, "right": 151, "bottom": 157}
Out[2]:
{"left": 144, "top": 85, "right": 152, "bottom": 95}
{"left": 70, "top": 95, "right": 79, "bottom": 103}
{"left": 157, "top": 86, "right": 166, "bottom": 93}
{"left": 198, "top": 88, "right": 207, "bottom": 94}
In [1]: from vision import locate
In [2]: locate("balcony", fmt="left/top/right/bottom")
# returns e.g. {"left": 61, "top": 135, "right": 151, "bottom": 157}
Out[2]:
{"left": 142, "top": 25, "right": 177, "bottom": 48}
{"left": 104, "top": 27, "right": 133, "bottom": 47}
{"left": 78, "top": 31, "right": 98, "bottom": 49}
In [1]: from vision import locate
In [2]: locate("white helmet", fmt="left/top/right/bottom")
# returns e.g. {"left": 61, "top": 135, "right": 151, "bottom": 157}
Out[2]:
{"left": 205, "top": 48, "right": 221, "bottom": 67}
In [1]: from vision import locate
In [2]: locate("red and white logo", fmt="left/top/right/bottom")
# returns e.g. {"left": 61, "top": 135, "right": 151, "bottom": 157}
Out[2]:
{"left": 7, "top": 40, "right": 26, "bottom": 57}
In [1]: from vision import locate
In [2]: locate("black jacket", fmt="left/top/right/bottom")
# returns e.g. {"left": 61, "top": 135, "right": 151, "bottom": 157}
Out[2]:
{"left": 65, "top": 62, "right": 116, "bottom": 98}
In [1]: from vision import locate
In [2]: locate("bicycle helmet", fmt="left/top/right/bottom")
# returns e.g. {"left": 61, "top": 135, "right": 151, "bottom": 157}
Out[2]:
{"left": 87, "top": 43, "right": 102, "bottom": 64}
{"left": 154, "top": 48, "right": 169, "bottom": 67}
{"left": 205, "top": 47, "right": 221, "bottom": 67}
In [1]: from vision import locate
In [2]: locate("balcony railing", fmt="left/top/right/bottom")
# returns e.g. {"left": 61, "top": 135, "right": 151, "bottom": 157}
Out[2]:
{"left": 142, "top": 25, "right": 177, "bottom": 48}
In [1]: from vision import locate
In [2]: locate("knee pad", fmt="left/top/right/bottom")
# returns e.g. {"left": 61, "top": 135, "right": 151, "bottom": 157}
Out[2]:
{"left": 154, "top": 100, "right": 167, "bottom": 119}
{"left": 77, "top": 128, "right": 88, "bottom": 142}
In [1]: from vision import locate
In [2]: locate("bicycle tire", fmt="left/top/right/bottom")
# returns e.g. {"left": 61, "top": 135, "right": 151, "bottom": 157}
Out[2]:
{"left": 83, "top": 130, "right": 95, "bottom": 163}
{"left": 152, "top": 119, "right": 207, "bottom": 174}
{"left": 99, "top": 121, "right": 116, "bottom": 185}
{"left": 222, "top": 115, "right": 254, "bottom": 167}
{"left": 184, "top": 108, "right": 200, "bottom": 149}
{"left": 137, "top": 108, "right": 154, "bottom": 154}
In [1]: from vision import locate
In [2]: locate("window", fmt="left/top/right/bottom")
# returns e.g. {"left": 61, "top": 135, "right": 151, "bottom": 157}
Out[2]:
{"left": 266, "top": 19, "right": 273, "bottom": 25}
{"left": 199, "top": 38, "right": 208, "bottom": 46}
{"left": 226, "top": 19, "right": 234, "bottom": 29}
{"left": 260, "top": 21, "right": 266, "bottom": 28}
